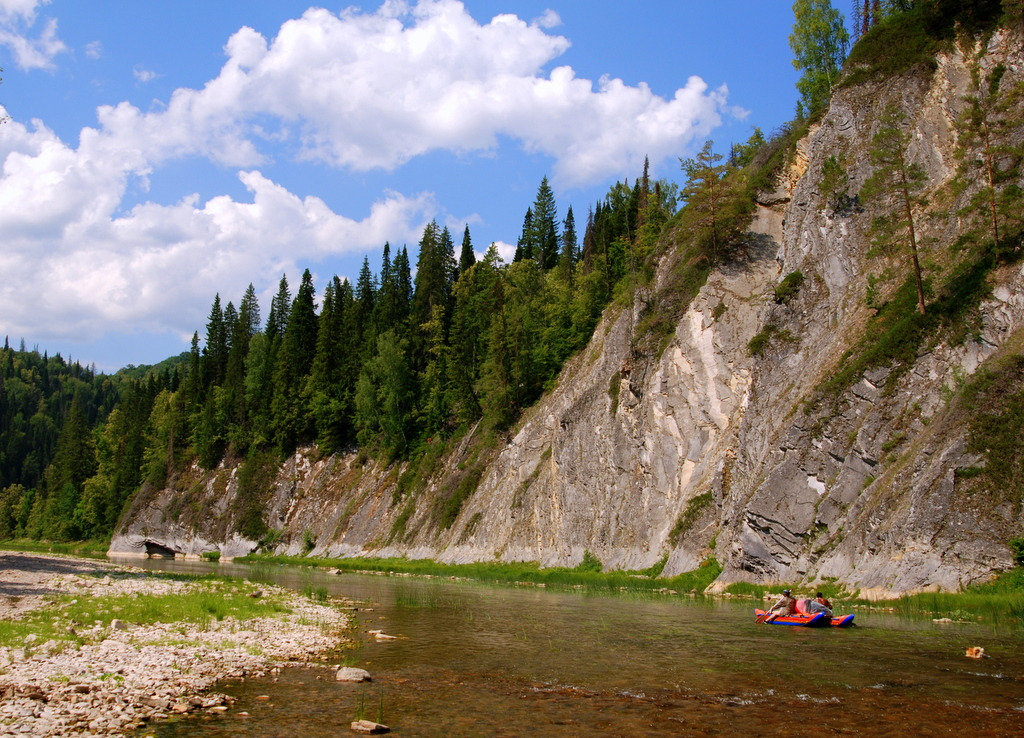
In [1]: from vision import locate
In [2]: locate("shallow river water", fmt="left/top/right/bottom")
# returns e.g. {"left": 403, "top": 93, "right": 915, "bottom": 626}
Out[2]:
{"left": 121, "top": 558, "right": 1024, "bottom": 736}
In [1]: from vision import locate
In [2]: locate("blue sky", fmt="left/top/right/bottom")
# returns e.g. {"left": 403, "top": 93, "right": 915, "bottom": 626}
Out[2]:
{"left": 0, "top": 0, "right": 803, "bottom": 370}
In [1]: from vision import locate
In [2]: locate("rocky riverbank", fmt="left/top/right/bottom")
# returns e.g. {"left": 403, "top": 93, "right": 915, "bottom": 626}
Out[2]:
{"left": 0, "top": 552, "right": 351, "bottom": 736}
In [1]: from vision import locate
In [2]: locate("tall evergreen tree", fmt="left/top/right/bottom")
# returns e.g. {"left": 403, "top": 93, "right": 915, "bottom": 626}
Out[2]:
{"left": 458, "top": 225, "right": 476, "bottom": 273}
{"left": 514, "top": 208, "right": 533, "bottom": 262}
{"left": 202, "top": 294, "right": 228, "bottom": 387}
{"left": 270, "top": 269, "right": 318, "bottom": 451}
{"left": 530, "top": 176, "right": 559, "bottom": 269}
{"left": 411, "top": 221, "right": 453, "bottom": 334}
{"left": 266, "top": 275, "right": 291, "bottom": 343}
{"left": 40, "top": 394, "right": 96, "bottom": 540}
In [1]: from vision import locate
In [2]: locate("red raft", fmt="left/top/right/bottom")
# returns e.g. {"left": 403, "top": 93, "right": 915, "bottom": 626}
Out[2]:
{"left": 755, "top": 608, "right": 855, "bottom": 628}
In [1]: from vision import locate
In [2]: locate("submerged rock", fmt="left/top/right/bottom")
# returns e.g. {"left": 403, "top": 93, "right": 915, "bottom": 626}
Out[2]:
{"left": 336, "top": 667, "right": 372, "bottom": 682}
{"left": 351, "top": 719, "right": 390, "bottom": 734}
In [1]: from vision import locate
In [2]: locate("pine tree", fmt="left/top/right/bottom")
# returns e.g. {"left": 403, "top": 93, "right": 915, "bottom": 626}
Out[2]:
{"left": 354, "top": 257, "right": 378, "bottom": 354}
{"left": 411, "top": 221, "right": 453, "bottom": 334}
{"left": 307, "top": 278, "right": 348, "bottom": 451}
{"left": 956, "top": 59, "right": 1021, "bottom": 249}
{"left": 41, "top": 394, "right": 96, "bottom": 539}
{"left": 558, "top": 205, "right": 578, "bottom": 283}
{"left": 861, "top": 103, "right": 928, "bottom": 315}
{"left": 790, "top": 0, "right": 849, "bottom": 119}
{"left": 678, "top": 140, "right": 750, "bottom": 262}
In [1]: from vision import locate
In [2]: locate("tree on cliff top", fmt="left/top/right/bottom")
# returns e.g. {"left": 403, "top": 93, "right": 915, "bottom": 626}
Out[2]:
{"left": 790, "top": 0, "right": 850, "bottom": 119}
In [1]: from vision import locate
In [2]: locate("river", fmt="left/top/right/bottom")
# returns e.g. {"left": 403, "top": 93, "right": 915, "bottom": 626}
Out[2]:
{"left": 119, "top": 558, "right": 1024, "bottom": 736}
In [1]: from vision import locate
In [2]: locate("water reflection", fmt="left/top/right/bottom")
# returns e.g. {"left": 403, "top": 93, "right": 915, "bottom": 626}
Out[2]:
{"left": 120, "top": 558, "right": 1024, "bottom": 736}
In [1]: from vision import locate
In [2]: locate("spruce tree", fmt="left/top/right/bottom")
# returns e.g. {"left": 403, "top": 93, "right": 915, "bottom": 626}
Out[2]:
{"left": 530, "top": 177, "right": 559, "bottom": 269}
{"left": 270, "top": 269, "right": 318, "bottom": 451}
{"left": 266, "top": 275, "right": 291, "bottom": 343}
{"left": 202, "top": 294, "right": 228, "bottom": 387}
{"left": 458, "top": 225, "right": 476, "bottom": 273}
{"left": 515, "top": 208, "right": 533, "bottom": 262}
{"left": 307, "top": 278, "right": 348, "bottom": 451}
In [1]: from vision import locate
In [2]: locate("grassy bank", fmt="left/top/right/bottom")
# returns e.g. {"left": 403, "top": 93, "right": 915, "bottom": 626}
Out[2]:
{"left": 0, "top": 538, "right": 109, "bottom": 558}
{"left": 236, "top": 553, "right": 724, "bottom": 595}
{"left": 0, "top": 572, "right": 290, "bottom": 649}
{"left": 883, "top": 569, "right": 1024, "bottom": 624}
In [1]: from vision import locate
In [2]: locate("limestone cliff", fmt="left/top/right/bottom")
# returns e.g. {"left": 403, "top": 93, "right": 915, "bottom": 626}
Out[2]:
{"left": 112, "top": 30, "right": 1024, "bottom": 595}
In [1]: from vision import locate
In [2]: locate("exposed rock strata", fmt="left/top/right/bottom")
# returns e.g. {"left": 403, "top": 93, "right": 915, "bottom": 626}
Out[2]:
{"left": 112, "top": 30, "right": 1024, "bottom": 595}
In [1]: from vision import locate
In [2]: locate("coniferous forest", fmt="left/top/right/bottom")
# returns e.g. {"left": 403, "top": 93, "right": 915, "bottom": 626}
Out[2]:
{"left": 4, "top": 161, "right": 752, "bottom": 542}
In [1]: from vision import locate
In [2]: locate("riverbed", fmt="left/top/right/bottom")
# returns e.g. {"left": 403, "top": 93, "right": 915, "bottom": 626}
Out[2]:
{"left": 125, "top": 558, "right": 1024, "bottom": 736}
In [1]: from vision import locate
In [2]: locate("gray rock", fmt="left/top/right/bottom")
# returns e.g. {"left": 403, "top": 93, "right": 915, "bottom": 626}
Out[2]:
{"left": 336, "top": 667, "right": 372, "bottom": 683}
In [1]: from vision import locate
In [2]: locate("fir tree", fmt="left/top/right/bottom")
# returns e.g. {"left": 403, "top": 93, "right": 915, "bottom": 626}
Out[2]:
{"left": 202, "top": 294, "right": 228, "bottom": 387}
{"left": 270, "top": 269, "right": 318, "bottom": 451}
{"left": 515, "top": 208, "right": 533, "bottom": 262}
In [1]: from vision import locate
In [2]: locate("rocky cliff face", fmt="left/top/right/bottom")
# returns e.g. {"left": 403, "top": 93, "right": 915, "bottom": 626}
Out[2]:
{"left": 112, "top": 30, "right": 1024, "bottom": 595}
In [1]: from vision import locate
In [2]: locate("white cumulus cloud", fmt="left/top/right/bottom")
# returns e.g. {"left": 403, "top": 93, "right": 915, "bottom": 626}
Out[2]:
{"left": 0, "top": 0, "right": 734, "bottom": 350}
{"left": 95, "top": 0, "right": 730, "bottom": 185}
{"left": 0, "top": 110, "right": 440, "bottom": 342}
{"left": 0, "top": 0, "right": 65, "bottom": 70}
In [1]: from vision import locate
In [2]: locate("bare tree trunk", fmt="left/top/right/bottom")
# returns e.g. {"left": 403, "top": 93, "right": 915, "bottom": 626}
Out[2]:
{"left": 982, "top": 124, "right": 1000, "bottom": 247}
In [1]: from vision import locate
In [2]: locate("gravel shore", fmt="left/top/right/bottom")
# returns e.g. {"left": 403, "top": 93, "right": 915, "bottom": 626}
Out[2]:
{"left": 0, "top": 551, "right": 351, "bottom": 736}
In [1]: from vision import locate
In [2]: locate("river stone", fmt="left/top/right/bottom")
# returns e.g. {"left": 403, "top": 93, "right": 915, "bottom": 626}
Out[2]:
{"left": 350, "top": 719, "right": 390, "bottom": 734}
{"left": 336, "top": 667, "right": 372, "bottom": 682}
{"left": 110, "top": 619, "right": 128, "bottom": 631}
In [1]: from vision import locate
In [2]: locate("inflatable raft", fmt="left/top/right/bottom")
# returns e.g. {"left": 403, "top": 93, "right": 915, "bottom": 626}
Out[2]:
{"left": 755, "top": 608, "right": 855, "bottom": 627}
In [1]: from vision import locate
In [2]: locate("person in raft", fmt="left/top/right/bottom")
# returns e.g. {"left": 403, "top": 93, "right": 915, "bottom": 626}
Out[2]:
{"left": 765, "top": 589, "right": 796, "bottom": 621}
{"left": 806, "top": 592, "right": 833, "bottom": 618}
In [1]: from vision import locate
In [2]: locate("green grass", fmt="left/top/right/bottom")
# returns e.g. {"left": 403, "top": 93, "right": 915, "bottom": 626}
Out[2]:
{"left": 774, "top": 270, "right": 805, "bottom": 304}
{"left": 634, "top": 244, "right": 712, "bottom": 357}
{"left": 879, "top": 569, "right": 1024, "bottom": 624}
{"left": 0, "top": 539, "right": 109, "bottom": 558}
{"left": 955, "top": 352, "right": 1024, "bottom": 514}
{"left": 237, "top": 553, "right": 724, "bottom": 595}
{"left": 668, "top": 492, "right": 713, "bottom": 546}
{"left": 0, "top": 576, "right": 291, "bottom": 648}
{"left": 748, "top": 325, "right": 779, "bottom": 357}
